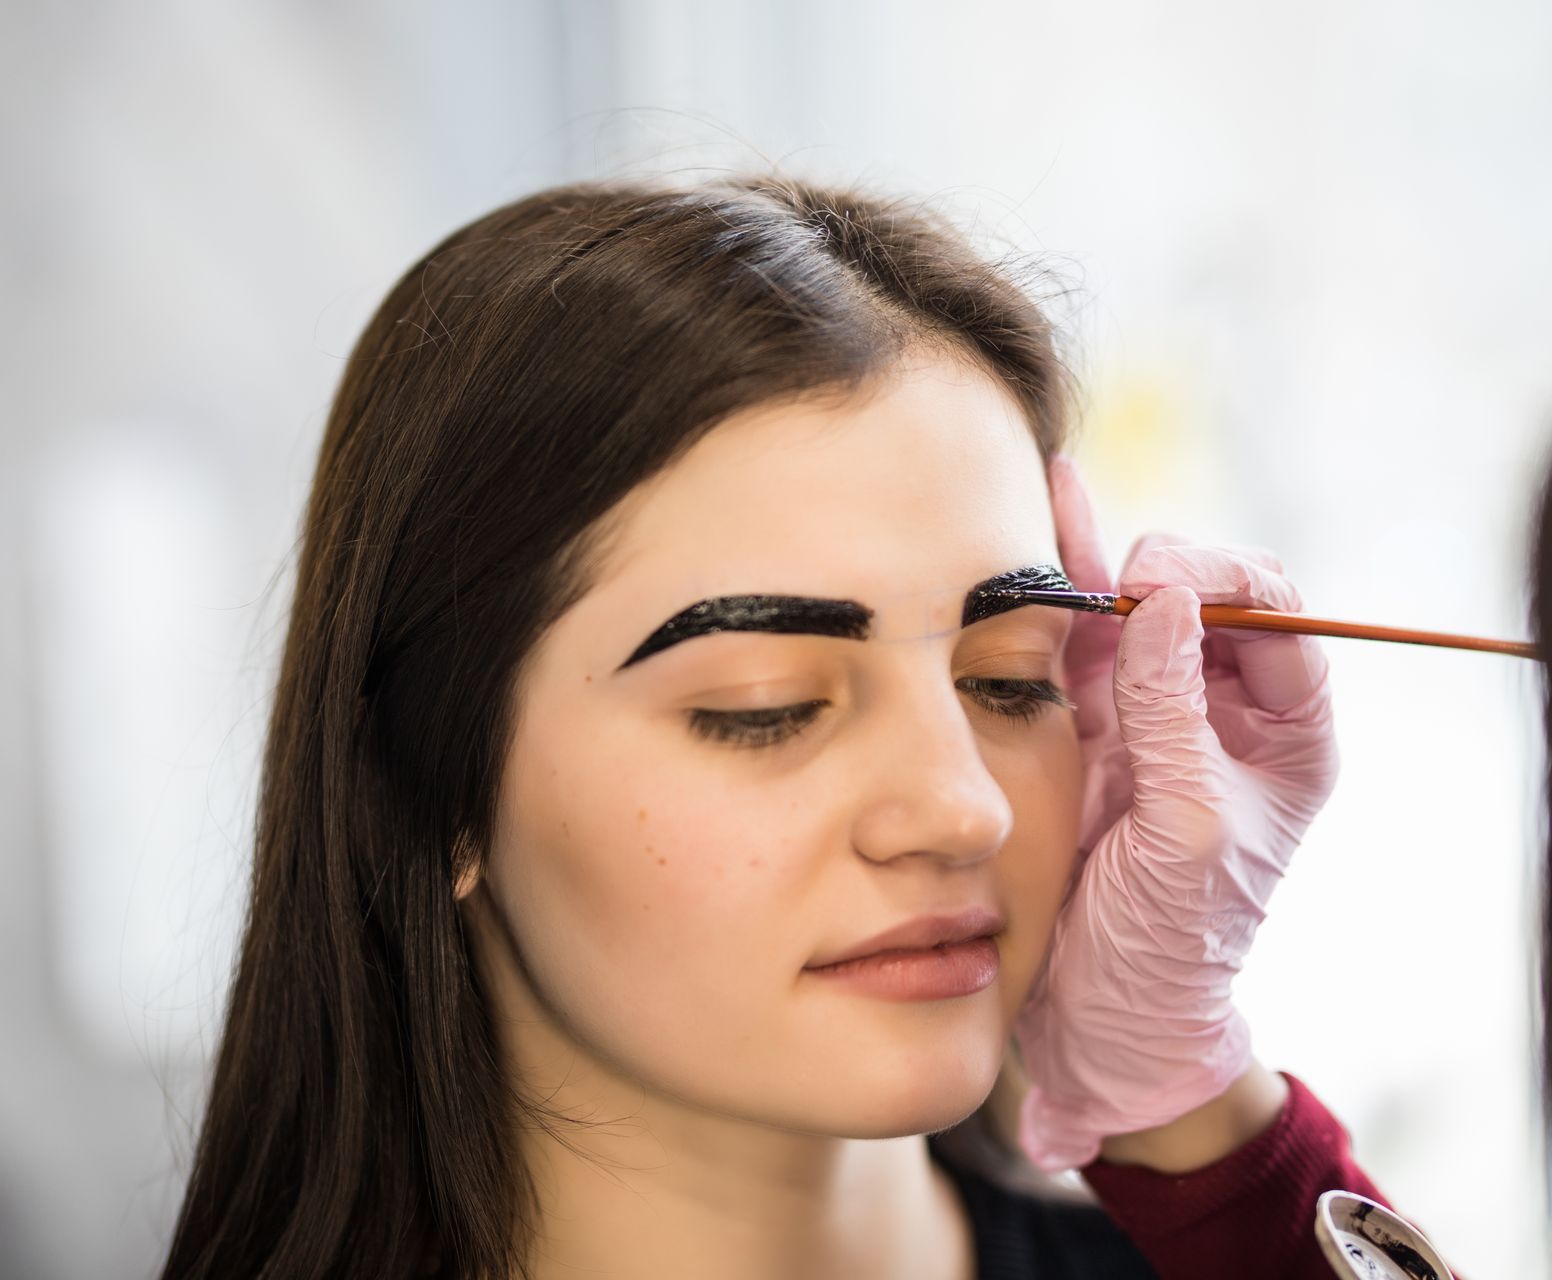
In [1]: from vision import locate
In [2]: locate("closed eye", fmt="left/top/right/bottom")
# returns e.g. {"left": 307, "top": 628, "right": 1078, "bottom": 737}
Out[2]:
{"left": 684, "top": 677, "right": 1074, "bottom": 749}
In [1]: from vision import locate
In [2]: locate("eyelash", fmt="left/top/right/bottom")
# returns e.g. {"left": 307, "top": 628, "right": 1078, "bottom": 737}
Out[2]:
{"left": 685, "top": 678, "right": 1074, "bottom": 749}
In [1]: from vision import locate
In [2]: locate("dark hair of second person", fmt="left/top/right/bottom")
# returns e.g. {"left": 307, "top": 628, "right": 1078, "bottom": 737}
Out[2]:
{"left": 1532, "top": 446, "right": 1552, "bottom": 1157}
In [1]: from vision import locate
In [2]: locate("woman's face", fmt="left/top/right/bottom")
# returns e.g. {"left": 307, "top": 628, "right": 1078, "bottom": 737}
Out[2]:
{"left": 472, "top": 347, "right": 1081, "bottom": 1141}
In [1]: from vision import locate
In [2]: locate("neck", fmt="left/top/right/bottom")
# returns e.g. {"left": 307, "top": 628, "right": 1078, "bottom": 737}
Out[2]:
{"left": 523, "top": 1117, "right": 974, "bottom": 1280}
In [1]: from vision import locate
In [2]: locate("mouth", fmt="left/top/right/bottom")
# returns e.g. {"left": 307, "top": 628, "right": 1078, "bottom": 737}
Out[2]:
{"left": 804, "top": 905, "right": 1006, "bottom": 970}
{"left": 803, "top": 933, "right": 1002, "bottom": 1001}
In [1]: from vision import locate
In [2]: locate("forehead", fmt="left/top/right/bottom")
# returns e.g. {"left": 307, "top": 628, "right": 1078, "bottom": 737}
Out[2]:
{"left": 594, "top": 353, "right": 1058, "bottom": 601}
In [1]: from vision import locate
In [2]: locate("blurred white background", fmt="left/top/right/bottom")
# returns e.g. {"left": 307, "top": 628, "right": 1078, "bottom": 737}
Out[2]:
{"left": 3, "top": 1, "right": 1549, "bottom": 1276}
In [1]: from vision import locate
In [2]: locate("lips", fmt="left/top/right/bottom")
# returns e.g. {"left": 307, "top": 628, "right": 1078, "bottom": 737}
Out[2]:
{"left": 804, "top": 905, "right": 1006, "bottom": 969}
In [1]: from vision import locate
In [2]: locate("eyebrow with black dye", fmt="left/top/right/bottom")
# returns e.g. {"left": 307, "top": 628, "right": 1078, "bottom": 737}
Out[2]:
{"left": 613, "top": 563, "right": 1073, "bottom": 671}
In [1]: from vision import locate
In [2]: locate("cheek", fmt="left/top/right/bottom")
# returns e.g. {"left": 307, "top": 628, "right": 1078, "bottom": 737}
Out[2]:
{"left": 991, "top": 713, "right": 1083, "bottom": 1013}
{"left": 489, "top": 710, "right": 805, "bottom": 1047}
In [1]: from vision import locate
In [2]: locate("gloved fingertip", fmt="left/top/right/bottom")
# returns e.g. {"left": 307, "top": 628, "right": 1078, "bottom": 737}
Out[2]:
{"left": 1116, "top": 585, "right": 1205, "bottom": 693}
{"left": 1016, "top": 1087, "right": 1102, "bottom": 1173}
{"left": 1046, "top": 452, "right": 1080, "bottom": 501}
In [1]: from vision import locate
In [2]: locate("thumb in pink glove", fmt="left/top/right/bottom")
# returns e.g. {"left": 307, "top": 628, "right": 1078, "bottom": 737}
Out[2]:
{"left": 1012, "top": 454, "right": 1340, "bottom": 1172}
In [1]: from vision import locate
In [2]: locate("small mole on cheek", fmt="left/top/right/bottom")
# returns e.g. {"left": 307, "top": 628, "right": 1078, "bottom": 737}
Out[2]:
{"left": 637, "top": 808, "right": 648, "bottom": 822}
{"left": 657, "top": 857, "right": 667, "bottom": 867}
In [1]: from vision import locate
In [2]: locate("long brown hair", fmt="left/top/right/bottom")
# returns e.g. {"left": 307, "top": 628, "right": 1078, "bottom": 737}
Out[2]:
{"left": 157, "top": 171, "right": 1078, "bottom": 1280}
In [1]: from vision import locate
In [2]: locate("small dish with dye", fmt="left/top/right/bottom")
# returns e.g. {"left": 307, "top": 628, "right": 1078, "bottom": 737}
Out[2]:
{"left": 1313, "top": 1190, "right": 1453, "bottom": 1280}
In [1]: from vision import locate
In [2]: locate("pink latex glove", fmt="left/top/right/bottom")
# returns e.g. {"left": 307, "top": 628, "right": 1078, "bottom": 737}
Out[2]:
{"left": 1012, "top": 453, "right": 1340, "bottom": 1172}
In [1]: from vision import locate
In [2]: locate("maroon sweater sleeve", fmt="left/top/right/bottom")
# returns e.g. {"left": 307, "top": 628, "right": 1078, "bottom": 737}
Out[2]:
{"left": 1077, "top": 1071, "right": 1461, "bottom": 1280}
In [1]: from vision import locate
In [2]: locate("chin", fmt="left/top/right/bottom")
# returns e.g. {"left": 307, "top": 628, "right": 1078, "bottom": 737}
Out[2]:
{"left": 816, "top": 1068, "right": 1000, "bottom": 1140}
{"left": 839, "top": 1099, "right": 991, "bottom": 1141}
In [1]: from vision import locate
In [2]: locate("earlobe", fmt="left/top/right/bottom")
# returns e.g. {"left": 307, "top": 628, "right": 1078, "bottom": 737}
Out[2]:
{"left": 453, "top": 862, "right": 482, "bottom": 901}
{"left": 450, "top": 831, "right": 484, "bottom": 901}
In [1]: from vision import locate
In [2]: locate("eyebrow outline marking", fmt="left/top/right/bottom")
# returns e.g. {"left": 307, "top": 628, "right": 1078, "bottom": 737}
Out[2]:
{"left": 613, "top": 563, "right": 1073, "bottom": 671}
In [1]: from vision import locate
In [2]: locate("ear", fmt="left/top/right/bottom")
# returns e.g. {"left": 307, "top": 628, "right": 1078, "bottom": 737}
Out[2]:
{"left": 453, "top": 863, "right": 482, "bottom": 900}
{"left": 451, "top": 830, "right": 484, "bottom": 901}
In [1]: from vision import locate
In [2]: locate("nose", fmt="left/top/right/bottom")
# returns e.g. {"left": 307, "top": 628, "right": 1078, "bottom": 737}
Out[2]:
{"left": 847, "top": 674, "right": 1016, "bottom": 867}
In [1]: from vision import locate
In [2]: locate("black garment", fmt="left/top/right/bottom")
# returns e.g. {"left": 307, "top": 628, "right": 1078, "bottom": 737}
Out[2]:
{"left": 926, "top": 1133, "right": 1159, "bottom": 1280}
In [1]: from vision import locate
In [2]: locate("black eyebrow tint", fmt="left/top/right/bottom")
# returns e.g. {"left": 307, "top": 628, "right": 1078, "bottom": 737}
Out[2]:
{"left": 615, "top": 563, "right": 1073, "bottom": 671}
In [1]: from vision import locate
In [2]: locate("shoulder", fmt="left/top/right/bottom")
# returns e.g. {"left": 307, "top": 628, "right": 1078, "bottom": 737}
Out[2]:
{"left": 928, "top": 1131, "right": 1160, "bottom": 1280}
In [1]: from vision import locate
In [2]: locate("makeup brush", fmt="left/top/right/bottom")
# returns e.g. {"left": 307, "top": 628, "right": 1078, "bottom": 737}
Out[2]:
{"left": 990, "top": 589, "right": 1539, "bottom": 660}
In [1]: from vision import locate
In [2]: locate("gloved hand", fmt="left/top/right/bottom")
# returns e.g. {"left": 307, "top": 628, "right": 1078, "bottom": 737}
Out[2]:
{"left": 1012, "top": 453, "right": 1340, "bottom": 1172}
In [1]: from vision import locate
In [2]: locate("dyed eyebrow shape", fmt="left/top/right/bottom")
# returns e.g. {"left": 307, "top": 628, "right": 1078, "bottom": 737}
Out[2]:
{"left": 614, "top": 563, "right": 1073, "bottom": 671}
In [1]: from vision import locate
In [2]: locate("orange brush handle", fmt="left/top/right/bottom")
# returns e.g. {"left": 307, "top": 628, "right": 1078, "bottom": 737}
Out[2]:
{"left": 1112, "top": 597, "right": 1538, "bottom": 659}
